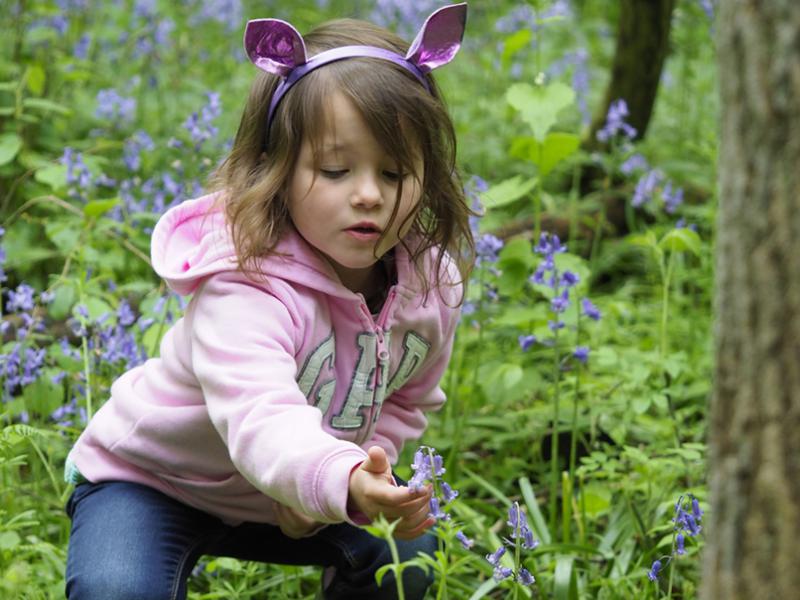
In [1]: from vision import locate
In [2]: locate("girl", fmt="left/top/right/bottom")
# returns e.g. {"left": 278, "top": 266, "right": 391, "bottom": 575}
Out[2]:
{"left": 64, "top": 4, "right": 473, "bottom": 599}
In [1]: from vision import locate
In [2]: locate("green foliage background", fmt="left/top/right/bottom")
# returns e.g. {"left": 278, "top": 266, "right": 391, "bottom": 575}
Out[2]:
{"left": 0, "top": 0, "right": 717, "bottom": 597}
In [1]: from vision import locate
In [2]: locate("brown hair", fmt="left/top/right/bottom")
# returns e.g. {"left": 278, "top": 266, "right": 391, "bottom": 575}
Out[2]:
{"left": 208, "top": 17, "right": 475, "bottom": 302}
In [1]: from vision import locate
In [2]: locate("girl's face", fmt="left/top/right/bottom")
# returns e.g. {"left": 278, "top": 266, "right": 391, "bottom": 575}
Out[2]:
{"left": 288, "top": 92, "right": 423, "bottom": 294}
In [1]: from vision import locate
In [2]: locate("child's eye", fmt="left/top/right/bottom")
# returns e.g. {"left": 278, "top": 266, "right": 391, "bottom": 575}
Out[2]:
{"left": 382, "top": 171, "right": 402, "bottom": 182}
{"left": 321, "top": 169, "right": 347, "bottom": 179}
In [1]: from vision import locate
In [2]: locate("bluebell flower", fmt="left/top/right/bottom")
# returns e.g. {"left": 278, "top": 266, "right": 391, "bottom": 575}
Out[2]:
{"left": 647, "top": 559, "right": 662, "bottom": 581}
{"left": 676, "top": 532, "right": 686, "bottom": 555}
{"left": 73, "top": 33, "right": 91, "bottom": 59}
{"left": 662, "top": 181, "right": 684, "bottom": 214}
{"left": 493, "top": 566, "right": 514, "bottom": 582}
{"left": 692, "top": 498, "right": 703, "bottom": 520}
{"left": 517, "top": 567, "right": 535, "bottom": 586}
{"left": 698, "top": 0, "right": 714, "bottom": 19}
{"left": 464, "top": 175, "right": 487, "bottom": 237}
{"left": 561, "top": 271, "right": 580, "bottom": 288}
{"left": 632, "top": 169, "right": 664, "bottom": 208}
{"left": 456, "top": 530, "right": 475, "bottom": 550}
{"left": 581, "top": 298, "right": 602, "bottom": 321}
{"left": 548, "top": 320, "right": 565, "bottom": 332}
{"left": 123, "top": 130, "right": 155, "bottom": 172}
{"left": 507, "top": 502, "right": 527, "bottom": 532}
{"left": 192, "top": 0, "right": 243, "bottom": 31}
{"left": 429, "top": 497, "right": 449, "bottom": 521}
{"left": 596, "top": 99, "right": 637, "bottom": 142}
{"left": 184, "top": 92, "right": 222, "bottom": 149}
{"left": 550, "top": 290, "right": 570, "bottom": 314}
{"left": 372, "top": 0, "right": 450, "bottom": 37}
{"left": 573, "top": 346, "right": 589, "bottom": 364}
{"left": 534, "top": 232, "right": 567, "bottom": 257}
{"left": 521, "top": 526, "right": 538, "bottom": 550}
{"left": 486, "top": 546, "right": 506, "bottom": 566}
{"left": 62, "top": 147, "right": 92, "bottom": 192}
{"left": 7, "top": 284, "right": 36, "bottom": 313}
{"left": 117, "top": 300, "right": 136, "bottom": 327}
{"left": 476, "top": 234, "right": 504, "bottom": 265}
{"left": 620, "top": 153, "right": 649, "bottom": 175}
{"left": 518, "top": 334, "right": 537, "bottom": 352}
{"left": 95, "top": 89, "right": 136, "bottom": 124}
{"left": 441, "top": 481, "right": 458, "bottom": 503}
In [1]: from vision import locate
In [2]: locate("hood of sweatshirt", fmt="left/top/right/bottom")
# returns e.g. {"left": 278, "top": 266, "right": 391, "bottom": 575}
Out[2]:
{"left": 150, "top": 192, "right": 424, "bottom": 301}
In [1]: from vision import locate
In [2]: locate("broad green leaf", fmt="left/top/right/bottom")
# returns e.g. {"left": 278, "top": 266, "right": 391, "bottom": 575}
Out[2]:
{"left": 501, "top": 363, "right": 523, "bottom": 389}
{"left": 554, "top": 555, "right": 578, "bottom": 600}
{"left": 511, "top": 133, "right": 581, "bottom": 176}
{"left": 47, "top": 283, "right": 78, "bottom": 321}
{"left": 35, "top": 163, "right": 67, "bottom": 190}
{"left": 467, "top": 578, "right": 498, "bottom": 600}
{"left": 531, "top": 132, "right": 580, "bottom": 176}
{"left": 26, "top": 64, "right": 46, "bottom": 95}
{"left": 580, "top": 483, "right": 612, "bottom": 517}
{"left": 481, "top": 175, "right": 538, "bottom": 209}
{"left": 83, "top": 198, "right": 119, "bottom": 218}
{"left": 631, "top": 394, "right": 651, "bottom": 414}
{"left": 0, "top": 133, "right": 22, "bottom": 166}
{"left": 659, "top": 227, "right": 702, "bottom": 256}
{"left": 506, "top": 82, "right": 575, "bottom": 141}
{"left": 0, "top": 531, "right": 21, "bottom": 551}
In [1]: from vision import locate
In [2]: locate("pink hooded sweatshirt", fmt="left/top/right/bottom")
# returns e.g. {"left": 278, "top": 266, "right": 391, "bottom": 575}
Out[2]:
{"left": 67, "top": 193, "right": 462, "bottom": 526}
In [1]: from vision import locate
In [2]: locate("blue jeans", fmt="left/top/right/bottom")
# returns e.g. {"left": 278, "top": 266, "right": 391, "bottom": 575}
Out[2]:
{"left": 65, "top": 481, "right": 436, "bottom": 600}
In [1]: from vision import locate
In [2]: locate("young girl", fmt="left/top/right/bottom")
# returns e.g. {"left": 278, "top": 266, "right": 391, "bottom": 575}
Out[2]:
{"left": 65, "top": 4, "right": 472, "bottom": 599}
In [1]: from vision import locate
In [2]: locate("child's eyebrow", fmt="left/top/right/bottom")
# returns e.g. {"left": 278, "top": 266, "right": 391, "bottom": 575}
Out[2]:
{"left": 320, "top": 142, "right": 350, "bottom": 153}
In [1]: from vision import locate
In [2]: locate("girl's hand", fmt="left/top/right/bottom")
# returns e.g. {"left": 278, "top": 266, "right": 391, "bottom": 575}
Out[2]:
{"left": 274, "top": 502, "right": 321, "bottom": 539}
{"left": 348, "top": 446, "right": 435, "bottom": 540}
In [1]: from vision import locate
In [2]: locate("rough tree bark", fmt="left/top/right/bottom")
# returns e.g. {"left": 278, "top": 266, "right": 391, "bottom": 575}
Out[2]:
{"left": 585, "top": 0, "right": 676, "bottom": 149}
{"left": 702, "top": 2, "right": 800, "bottom": 599}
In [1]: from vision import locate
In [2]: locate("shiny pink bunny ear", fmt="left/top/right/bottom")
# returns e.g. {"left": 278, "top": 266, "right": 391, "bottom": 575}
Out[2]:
{"left": 406, "top": 3, "right": 468, "bottom": 73}
{"left": 244, "top": 19, "right": 308, "bottom": 77}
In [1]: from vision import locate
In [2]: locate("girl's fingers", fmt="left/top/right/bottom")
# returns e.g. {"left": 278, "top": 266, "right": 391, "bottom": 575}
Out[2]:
{"left": 394, "top": 516, "right": 435, "bottom": 540}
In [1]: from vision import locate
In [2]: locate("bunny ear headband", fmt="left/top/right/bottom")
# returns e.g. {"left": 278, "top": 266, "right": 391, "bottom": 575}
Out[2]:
{"left": 244, "top": 3, "right": 468, "bottom": 134}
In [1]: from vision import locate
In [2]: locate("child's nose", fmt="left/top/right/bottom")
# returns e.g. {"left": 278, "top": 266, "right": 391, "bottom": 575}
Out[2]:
{"left": 351, "top": 174, "right": 383, "bottom": 208}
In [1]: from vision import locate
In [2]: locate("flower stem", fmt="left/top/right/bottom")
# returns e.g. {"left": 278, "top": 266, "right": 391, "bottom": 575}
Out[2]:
{"left": 385, "top": 531, "right": 406, "bottom": 600}
{"left": 549, "top": 326, "right": 561, "bottom": 535}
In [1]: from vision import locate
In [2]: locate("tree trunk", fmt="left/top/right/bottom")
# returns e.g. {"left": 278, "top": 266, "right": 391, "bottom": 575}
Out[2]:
{"left": 585, "top": 0, "right": 676, "bottom": 148}
{"left": 702, "top": 2, "right": 800, "bottom": 599}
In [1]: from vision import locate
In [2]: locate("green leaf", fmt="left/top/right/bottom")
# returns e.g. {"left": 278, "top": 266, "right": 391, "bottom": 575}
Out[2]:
{"left": 511, "top": 133, "right": 580, "bottom": 176}
{"left": 659, "top": 227, "right": 702, "bottom": 256}
{"left": 83, "top": 198, "right": 119, "bottom": 218}
{"left": 519, "top": 476, "right": 551, "bottom": 544}
{"left": 501, "top": 363, "right": 523, "bottom": 389}
{"left": 0, "top": 133, "right": 22, "bottom": 166}
{"left": 481, "top": 175, "right": 538, "bottom": 209}
{"left": 35, "top": 163, "right": 67, "bottom": 190}
{"left": 44, "top": 219, "right": 81, "bottom": 253}
{"left": 580, "top": 483, "right": 612, "bottom": 517}
{"left": 506, "top": 82, "right": 575, "bottom": 141}
{"left": 0, "top": 531, "right": 21, "bottom": 551}
{"left": 553, "top": 555, "right": 579, "bottom": 600}
{"left": 22, "top": 97, "right": 72, "bottom": 116}
{"left": 26, "top": 64, "right": 46, "bottom": 96}
{"left": 500, "top": 30, "right": 532, "bottom": 70}
{"left": 467, "top": 578, "right": 499, "bottom": 600}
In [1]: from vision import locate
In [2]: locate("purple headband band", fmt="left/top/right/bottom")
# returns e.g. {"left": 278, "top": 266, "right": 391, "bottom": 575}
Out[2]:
{"left": 244, "top": 3, "right": 468, "bottom": 135}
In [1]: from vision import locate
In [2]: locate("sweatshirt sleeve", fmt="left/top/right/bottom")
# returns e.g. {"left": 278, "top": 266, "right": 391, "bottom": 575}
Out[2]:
{"left": 189, "top": 272, "right": 367, "bottom": 524}
{"left": 368, "top": 296, "right": 462, "bottom": 464}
